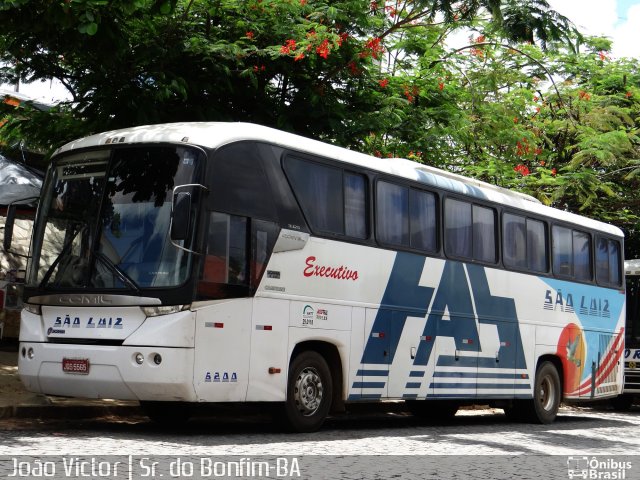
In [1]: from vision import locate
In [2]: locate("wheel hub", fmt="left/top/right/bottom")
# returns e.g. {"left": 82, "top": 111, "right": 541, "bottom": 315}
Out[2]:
{"left": 539, "top": 376, "right": 555, "bottom": 411}
{"left": 294, "top": 367, "right": 323, "bottom": 416}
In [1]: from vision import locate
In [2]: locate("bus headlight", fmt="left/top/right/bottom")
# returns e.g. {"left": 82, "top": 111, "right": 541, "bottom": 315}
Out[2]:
{"left": 142, "top": 305, "right": 187, "bottom": 317}
{"left": 24, "top": 303, "right": 42, "bottom": 315}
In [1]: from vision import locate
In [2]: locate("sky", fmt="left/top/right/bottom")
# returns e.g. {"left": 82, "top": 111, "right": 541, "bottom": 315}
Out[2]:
{"left": 5, "top": 0, "right": 640, "bottom": 104}
{"left": 549, "top": 0, "right": 640, "bottom": 58}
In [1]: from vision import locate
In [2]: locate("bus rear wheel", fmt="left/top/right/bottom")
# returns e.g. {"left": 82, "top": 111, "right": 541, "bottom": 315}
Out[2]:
{"left": 522, "top": 361, "right": 561, "bottom": 424}
{"left": 281, "top": 351, "right": 333, "bottom": 433}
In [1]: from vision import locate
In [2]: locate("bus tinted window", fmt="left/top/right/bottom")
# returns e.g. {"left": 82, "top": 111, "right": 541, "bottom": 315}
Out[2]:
{"left": 285, "top": 157, "right": 368, "bottom": 239}
{"left": 445, "top": 199, "right": 472, "bottom": 258}
{"left": 211, "top": 142, "right": 277, "bottom": 221}
{"left": 573, "top": 231, "right": 592, "bottom": 281}
{"left": 553, "top": 225, "right": 592, "bottom": 281}
{"left": 377, "top": 181, "right": 409, "bottom": 246}
{"left": 445, "top": 199, "right": 496, "bottom": 262}
{"left": 503, "top": 213, "right": 526, "bottom": 269}
{"left": 552, "top": 226, "right": 572, "bottom": 276}
{"left": 503, "top": 214, "right": 548, "bottom": 273}
{"left": 409, "top": 189, "right": 437, "bottom": 252}
{"left": 377, "top": 182, "right": 437, "bottom": 252}
{"left": 596, "top": 237, "right": 622, "bottom": 287}
{"left": 527, "top": 218, "right": 548, "bottom": 273}
{"left": 473, "top": 204, "right": 497, "bottom": 263}
{"left": 204, "top": 212, "right": 249, "bottom": 286}
{"left": 610, "top": 241, "right": 622, "bottom": 285}
{"left": 345, "top": 173, "right": 367, "bottom": 238}
{"left": 285, "top": 158, "right": 344, "bottom": 234}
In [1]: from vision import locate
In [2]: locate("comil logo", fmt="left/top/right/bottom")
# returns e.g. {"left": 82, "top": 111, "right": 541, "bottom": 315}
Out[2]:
{"left": 567, "top": 457, "right": 632, "bottom": 479}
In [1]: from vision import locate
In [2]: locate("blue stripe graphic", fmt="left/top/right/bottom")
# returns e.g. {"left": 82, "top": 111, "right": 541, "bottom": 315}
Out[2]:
{"left": 348, "top": 394, "right": 383, "bottom": 401}
{"left": 405, "top": 382, "right": 421, "bottom": 389}
{"left": 409, "top": 371, "right": 425, "bottom": 377}
{"left": 436, "top": 356, "right": 516, "bottom": 368}
{"left": 430, "top": 382, "right": 531, "bottom": 389}
{"left": 434, "top": 371, "right": 529, "bottom": 379}
{"left": 356, "top": 369, "right": 389, "bottom": 376}
{"left": 352, "top": 382, "right": 386, "bottom": 388}
{"left": 428, "top": 393, "right": 532, "bottom": 399}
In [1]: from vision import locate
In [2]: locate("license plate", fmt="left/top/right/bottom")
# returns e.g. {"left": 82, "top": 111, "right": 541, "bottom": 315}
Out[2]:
{"left": 62, "top": 358, "right": 90, "bottom": 375}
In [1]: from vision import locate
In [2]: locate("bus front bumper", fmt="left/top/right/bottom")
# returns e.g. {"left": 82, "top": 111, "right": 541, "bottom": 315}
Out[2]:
{"left": 18, "top": 342, "right": 197, "bottom": 402}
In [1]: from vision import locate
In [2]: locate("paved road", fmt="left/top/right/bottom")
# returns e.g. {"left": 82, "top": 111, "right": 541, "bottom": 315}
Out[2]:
{"left": 1, "top": 406, "right": 638, "bottom": 479}
{"left": 1, "top": 405, "right": 639, "bottom": 455}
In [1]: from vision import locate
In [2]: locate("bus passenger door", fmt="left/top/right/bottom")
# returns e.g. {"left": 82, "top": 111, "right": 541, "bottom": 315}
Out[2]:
{"left": 193, "top": 299, "right": 252, "bottom": 402}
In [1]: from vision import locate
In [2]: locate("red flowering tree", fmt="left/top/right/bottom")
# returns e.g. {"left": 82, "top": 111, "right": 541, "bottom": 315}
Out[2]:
{"left": 0, "top": 0, "right": 575, "bottom": 150}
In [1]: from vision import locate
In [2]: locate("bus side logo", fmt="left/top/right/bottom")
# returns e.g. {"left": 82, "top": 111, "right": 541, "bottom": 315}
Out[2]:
{"left": 359, "top": 254, "right": 527, "bottom": 370}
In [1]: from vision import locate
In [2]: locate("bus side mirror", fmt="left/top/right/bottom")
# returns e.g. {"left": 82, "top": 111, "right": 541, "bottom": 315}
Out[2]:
{"left": 171, "top": 192, "right": 191, "bottom": 241}
{"left": 3, "top": 204, "right": 16, "bottom": 252}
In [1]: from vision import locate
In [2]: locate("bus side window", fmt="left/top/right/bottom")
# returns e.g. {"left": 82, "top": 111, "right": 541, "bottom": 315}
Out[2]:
{"left": 596, "top": 237, "right": 622, "bottom": 287}
{"left": 552, "top": 226, "right": 573, "bottom": 277}
{"left": 444, "top": 198, "right": 496, "bottom": 263}
{"left": 473, "top": 204, "right": 497, "bottom": 263}
{"left": 444, "top": 198, "right": 472, "bottom": 258}
{"left": 377, "top": 181, "right": 409, "bottom": 246}
{"left": 552, "top": 225, "right": 592, "bottom": 281}
{"left": 503, "top": 213, "right": 548, "bottom": 273}
{"left": 527, "top": 218, "right": 548, "bottom": 273}
{"left": 203, "top": 212, "right": 249, "bottom": 286}
{"left": 503, "top": 213, "right": 527, "bottom": 269}
{"left": 251, "top": 220, "right": 279, "bottom": 288}
{"left": 573, "top": 231, "right": 592, "bottom": 281}
{"left": 409, "top": 188, "right": 437, "bottom": 252}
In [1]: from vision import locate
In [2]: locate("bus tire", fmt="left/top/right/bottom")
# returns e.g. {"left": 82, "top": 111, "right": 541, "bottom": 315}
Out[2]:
{"left": 281, "top": 350, "right": 333, "bottom": 433}
{"left": 140, "top": 401, "right": 192, "bottom": 425}
{"left": 523, "top": 361, "right": 561, "bottom": 424}
{"left": 405, "top": 400, "right": 458, "bottom": 420}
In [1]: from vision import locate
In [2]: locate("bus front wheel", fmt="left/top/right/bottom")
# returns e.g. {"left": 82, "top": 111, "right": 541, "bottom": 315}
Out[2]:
{"left": 281, "top": 351, "right": 333, "bottom": 433}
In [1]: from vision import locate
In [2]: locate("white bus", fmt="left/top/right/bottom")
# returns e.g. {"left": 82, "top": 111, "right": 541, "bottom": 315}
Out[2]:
{"left": 10, "top": 122, "right": 625, "bottom": 432}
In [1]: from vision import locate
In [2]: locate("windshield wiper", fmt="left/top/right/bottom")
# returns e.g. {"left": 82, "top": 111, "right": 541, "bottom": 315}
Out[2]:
{"left": 94, "top": 251, "right": 140, "bottom": 293}
{"left": 39, "top": 223, "right": 87, "bottom": 288}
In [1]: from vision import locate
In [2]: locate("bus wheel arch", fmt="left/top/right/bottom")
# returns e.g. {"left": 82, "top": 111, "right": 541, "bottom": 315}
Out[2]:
{"left": 281, "top": 342, "right": 342, "bottom": 432}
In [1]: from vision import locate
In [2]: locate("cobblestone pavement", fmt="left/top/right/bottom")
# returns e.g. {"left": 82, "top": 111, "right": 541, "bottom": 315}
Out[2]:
{"left": 2, "top": 406, "right": 639, "bottom": 479}
{"left": 1, "top": 405, "right": 638, "bottom": 456}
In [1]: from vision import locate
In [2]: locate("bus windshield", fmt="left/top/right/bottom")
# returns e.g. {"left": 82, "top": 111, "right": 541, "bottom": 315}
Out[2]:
{"left": 27, "top": 146, "right": 202, "bottom": 291}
